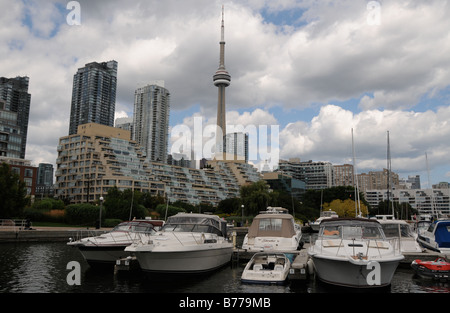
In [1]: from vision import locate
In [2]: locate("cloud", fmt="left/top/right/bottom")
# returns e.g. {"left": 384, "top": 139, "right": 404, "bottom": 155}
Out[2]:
{"left": 279, "top": 104, "right": 450, "bottom": 177}
{"left": 1, "top": 0, "right": 450, "bottom": 184}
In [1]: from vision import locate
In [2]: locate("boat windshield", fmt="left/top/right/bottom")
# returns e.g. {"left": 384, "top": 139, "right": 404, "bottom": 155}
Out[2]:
{"left": 162, "top": 215, "right": 225, "bottom": 236}
{"left": 382, "top": 224, "right": 414, "bottom": 238}
{"left": 321, "top": 221, "right": 385, "bottom": 240}
{"left": 112, "top": 222, "right": 156, "bottom": 234}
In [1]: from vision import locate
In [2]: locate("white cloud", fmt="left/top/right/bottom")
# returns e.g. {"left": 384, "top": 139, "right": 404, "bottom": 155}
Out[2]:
{"left": 279, "top": 104, "right": 450, "bottom": 178}
{"left": 1, "top": 0, "right": 450, "bottom": 184}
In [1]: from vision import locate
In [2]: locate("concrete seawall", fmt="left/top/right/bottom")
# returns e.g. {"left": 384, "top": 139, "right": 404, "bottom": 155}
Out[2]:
{"left": 0, "top": 227, "right": 109, "bottom": 243}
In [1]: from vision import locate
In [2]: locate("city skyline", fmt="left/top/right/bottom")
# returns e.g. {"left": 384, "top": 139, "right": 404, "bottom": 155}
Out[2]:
{"left": 2, "top": 0, "right": 450, "bottom": 186}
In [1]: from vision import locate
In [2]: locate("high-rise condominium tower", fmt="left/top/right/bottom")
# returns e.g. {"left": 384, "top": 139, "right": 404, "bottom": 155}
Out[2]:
{"left": 213, "top": 6, "right": 231, "bottom": 154}
{"left": 133, "top": 82, "right": 170, "bottom": 163}
{"left": 68, "top": 61, "right": 118, "bottom": 135}
{"left": 0, "top": 76, "right": 31, "bottom": 159}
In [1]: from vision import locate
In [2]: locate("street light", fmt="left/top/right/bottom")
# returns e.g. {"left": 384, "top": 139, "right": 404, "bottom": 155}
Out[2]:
{"left": 241, "top": 204, "right": 244, "bottom": 227}
{"left": 99, "top": 196, "right": 104, "bottom": 229}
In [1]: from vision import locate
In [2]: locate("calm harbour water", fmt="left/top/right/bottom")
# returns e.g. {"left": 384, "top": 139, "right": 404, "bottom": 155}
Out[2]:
{"left": 0, "top": 242, "right": 449, "bottom": 294}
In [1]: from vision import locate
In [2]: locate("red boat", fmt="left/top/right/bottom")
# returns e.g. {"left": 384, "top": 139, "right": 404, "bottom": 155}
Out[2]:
{"left": 411, "top": 257, "right": 450, "bottom": 281}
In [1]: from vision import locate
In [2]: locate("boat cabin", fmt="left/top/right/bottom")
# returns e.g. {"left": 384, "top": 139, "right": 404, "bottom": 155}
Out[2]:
{"left": 161, "top": 213, "right": 228, "bottom": 238}
{"left": 112, "top": 220, "right": 164, "bottom": 233}
{"left": 319, "top": 218, "right": 385, "bottom": 240}
{"left": 247, "top": 213, "right": 297, "bottom": 240}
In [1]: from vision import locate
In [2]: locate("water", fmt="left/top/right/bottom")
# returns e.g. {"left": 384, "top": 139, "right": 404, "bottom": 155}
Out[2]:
{"left": 0, "top": 242, "right": 449, "bottom": 294}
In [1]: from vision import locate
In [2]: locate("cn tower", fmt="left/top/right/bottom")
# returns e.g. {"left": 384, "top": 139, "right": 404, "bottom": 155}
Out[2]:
{"left": 213, "top": 6, "right": 231, "bottom": 154}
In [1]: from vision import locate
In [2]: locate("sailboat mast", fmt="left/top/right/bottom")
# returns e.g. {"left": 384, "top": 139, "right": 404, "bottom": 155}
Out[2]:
{"left": 387, "top": 131, "right": 394, "bottom": 217}
{"left": 352, "top": 128, "right": 361, "bottom": 217}
{"left": 425, "top": 152, "right": 435, "bottom": 217}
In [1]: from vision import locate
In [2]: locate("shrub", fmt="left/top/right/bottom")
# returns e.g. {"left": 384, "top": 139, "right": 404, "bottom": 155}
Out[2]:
{"left": 32, "top": 198, "right": 65, "bottom": 211}
{"left": 65, "top": 203, "right": 104, "bottom": 226}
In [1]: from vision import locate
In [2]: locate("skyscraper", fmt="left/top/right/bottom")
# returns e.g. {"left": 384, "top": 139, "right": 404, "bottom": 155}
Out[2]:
{"left": 0, "top": 76, "right": 31, "bottom": 159}
{"left": 68, "top": 61, "right": 118, "bottom": 135}
{"left": 133, "top": 82, "right": 170, "bottom": 163}
{"left": 213, "top": 6, "right": 231, "bottom": 155}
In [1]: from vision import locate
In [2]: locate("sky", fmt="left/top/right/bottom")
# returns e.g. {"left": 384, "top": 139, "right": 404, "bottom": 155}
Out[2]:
{"left": 2, "top": 0, "right": 450, "bottom": 187}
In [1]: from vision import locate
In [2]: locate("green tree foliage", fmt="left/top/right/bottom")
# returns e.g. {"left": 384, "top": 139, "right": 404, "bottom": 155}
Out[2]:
{"left": 0, "top": 163, "right": 28, "bottom": 218}
{"left": 31, "top": 198, "right": 65, "bottom": 211}
{"left": 373, "top": 200, "right": 416, "bottom": 220}
{"left": 240, "top": 180, "right": 273, "bottom": 216}
{"left": 103, "top": 187, "right": 148, "bottom": 221}
{"left": 65, "top": 203, "right": 102, "bottom": 226}
{"left": 155, "top": 203, "right": 185, "bottom": 219}
{"left": 142, "top": 193, "right": 166, "bottom": 211}
{"left": 217, "top": 197, "right": 241, "bottom": 214}
{"left": 302, "top": 186, "right": 369, "bottom": 219}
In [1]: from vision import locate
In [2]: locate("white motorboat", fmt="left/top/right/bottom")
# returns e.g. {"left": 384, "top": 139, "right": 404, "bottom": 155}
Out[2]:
{"left": 308, "top": 218, "right": 404, "bottom": 288}
{"left": 67, "top": 219, "right": 164, "bottom": 266}
{"left": 242, "top": 207, "right": 302, "bottom": 252}
{"left": 375, "top": 215, "right": 423, "bottom": 253}
{"left": 125, "top": 213, "right": 233, "bottom": 273}
{"left": 310, "top": 210, "right": 338, "bottom": 232}
{"left": 241, "top": 253, "right": 291, "bottom": 285}
{"left": 417, "top": 219, "right": 450, "bottom": 254}
{"left": 415, "top": 220, "right": 433, "bottom": 236}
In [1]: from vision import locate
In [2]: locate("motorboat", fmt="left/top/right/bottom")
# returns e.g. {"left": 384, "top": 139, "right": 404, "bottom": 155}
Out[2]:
{"left": 241, "top": 252, "right": 291, "bottom": 285}
{"left": 125, "top": 213, "right": 233, "bottom": 273}
{"left": 374, "top": 215, "right": 423, "bottom": 253}
{"left": 417, "top": 219, "right": 450, "bottom": 253}
{"left": 67, "top": 219, "right": 164, "bottom": 266}
{"left": 308, "top": 218, "right": 404, "bottom": 288}
{"left": 411, "top": 257, "right": 450, "bottom": 281}
{"left": 241, "top": 207, "right": 302, "bottom": 252}
{"left": 310, "top": 210, "right": 338, "bottom": 232}
{"left": 415, "top": 220, "right": 433, "bottom": 236}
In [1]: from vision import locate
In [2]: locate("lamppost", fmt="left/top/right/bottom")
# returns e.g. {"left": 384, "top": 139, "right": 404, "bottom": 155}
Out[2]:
{"left": 99, "top": 196, "right": 104, "bottom": 229}
{"left": 241, "top": 204, "right": 244, "bottom": 227}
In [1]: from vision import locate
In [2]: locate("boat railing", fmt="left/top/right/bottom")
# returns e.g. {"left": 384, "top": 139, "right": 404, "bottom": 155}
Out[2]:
{"left": 70, "top": 229, "right": 108, "bottom": 242}
{"left": 316, "top": 235, "right": 402, "bottom": 259}
{"left": 170, "top": 232, "right": 221, "bottom": 246}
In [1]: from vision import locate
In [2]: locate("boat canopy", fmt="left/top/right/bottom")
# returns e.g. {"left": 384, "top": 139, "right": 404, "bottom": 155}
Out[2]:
{"left": 381, "top": 222, "right": 415, "bottom": 238}
{"left": 112, "top": 221, "right": 159, "bottom": 233}
{"left": 430, "top": 221, "right": 450, "bottom": 248}
{"left": 319, "top": 218, "right": 385, "bottom": 240}
{"left": 162, "top": 213, "right": 227, "bottom": 237}
{"left": 247, "top": 214, "right": 296, "bottom": 239}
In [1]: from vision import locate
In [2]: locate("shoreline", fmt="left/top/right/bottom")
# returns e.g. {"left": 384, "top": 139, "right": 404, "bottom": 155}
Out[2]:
{"left": 0, "top": 227, "right": 111, "bottom": 243}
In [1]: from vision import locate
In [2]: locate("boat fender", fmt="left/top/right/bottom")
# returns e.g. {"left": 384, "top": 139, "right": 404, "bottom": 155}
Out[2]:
{"left": 307, "top": 259, "right": 314, "bottom": 275}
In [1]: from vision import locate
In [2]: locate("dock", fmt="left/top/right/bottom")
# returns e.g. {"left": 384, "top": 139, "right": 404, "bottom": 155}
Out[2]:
{"left": 0, "top": 226, "right": 109, "bottom": 243}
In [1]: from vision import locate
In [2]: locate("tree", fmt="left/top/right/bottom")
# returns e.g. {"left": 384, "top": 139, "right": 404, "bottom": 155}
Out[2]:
{"left": 217, "top": 197, "right": 241, "bottom": 214}
{"left": 240, "top": 180, "right": 272, "bottom": 215}
{"left": 373, "top": 200, "right": 416, "bottom": 220}
{"left": 103, "top": 187, "right": 148, "bottom": 221}
{"left": 142, "top": 193, "right": 166, "bottom": 211}
{"left": 155, "top": 203, "right": 185, "bottom": 219}
{"left": 301, "top": 186, "right": 369, "bottom": 219}
{"left": 323, "top": 199, "right": 369, "bottom": 217}
{"left": 0, "top": 163, "right": 28, "bottom": 218}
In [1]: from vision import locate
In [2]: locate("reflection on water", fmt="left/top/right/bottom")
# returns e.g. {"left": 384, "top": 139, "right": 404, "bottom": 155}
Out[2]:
{"left": 0, "top": 242, "right": 449, "bottom": 294}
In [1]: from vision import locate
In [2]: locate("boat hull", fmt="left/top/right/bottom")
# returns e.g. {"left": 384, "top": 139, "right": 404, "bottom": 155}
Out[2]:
{"left": 311, "top": 255, "right": 401, "bottom": 288}
{"left": 241, "top": 253, "right": 290, "bottom": 285}
{"left": 74, "top": 245, "right": 130, "bottom": 265}
{"left": 134, "top": 247, "right": 233, "bottom": 273}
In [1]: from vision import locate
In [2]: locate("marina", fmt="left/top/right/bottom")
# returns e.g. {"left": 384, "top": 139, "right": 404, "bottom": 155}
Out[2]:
{"left": 1, "top": 219, "right": 449, "bottom": 294}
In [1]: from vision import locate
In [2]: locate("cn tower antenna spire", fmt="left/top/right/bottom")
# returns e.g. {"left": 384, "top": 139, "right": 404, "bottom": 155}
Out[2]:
{"left": 213, "top": 5, "right": 231, "bottom": 157}
{"left": 221, "top": 5, "right": 225, "bottom": 42}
